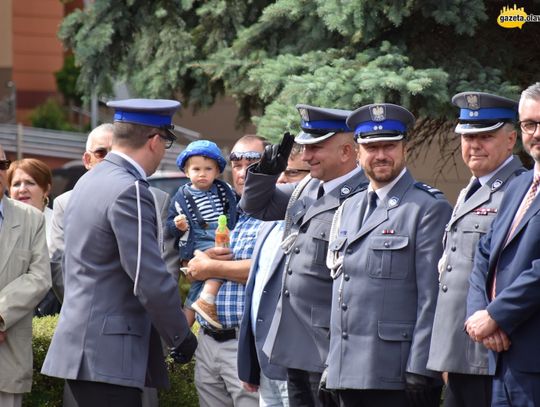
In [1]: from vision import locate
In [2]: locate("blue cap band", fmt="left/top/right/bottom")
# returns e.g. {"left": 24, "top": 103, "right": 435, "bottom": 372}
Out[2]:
{"left": 301, "top": 119, "right": 350, "bottom": 132}
{"left": 114, "top": 111, "right": 173, "bottom": 127}
{"left": 354, "top": 119, "right": 406, "bottom": 136}
{"left": 459, "top": 107, "right": 516, "bottom": 121}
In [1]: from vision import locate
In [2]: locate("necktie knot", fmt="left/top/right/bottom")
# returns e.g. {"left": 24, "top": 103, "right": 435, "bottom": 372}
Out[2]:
{"left": 464, "top": 177, "right": 481, "bottom": 201}
{"left": 317, "top": 182, "right": 325, "bottom": 199}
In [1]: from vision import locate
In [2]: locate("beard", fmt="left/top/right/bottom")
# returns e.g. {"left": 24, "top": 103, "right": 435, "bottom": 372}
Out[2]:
{"left": 364, "top": 160, "right": 402, "bottom": 184}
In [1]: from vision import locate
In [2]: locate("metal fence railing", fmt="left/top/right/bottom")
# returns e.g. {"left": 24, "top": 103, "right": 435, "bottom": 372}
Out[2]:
{"left": 0, "top": 123, "right": 189, "bottom": 170}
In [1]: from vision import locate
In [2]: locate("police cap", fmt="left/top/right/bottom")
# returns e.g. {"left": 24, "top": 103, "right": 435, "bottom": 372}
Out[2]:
{"left": 452, "top": 92, "right": 518, "bottom": 134}
{"left": 347, "top": 103, "right": 415, "bottom": 144}
{"left": 106, "top": 98, "right": 181, "bottom": 140}
{"left": 294, "top": 104, "right": 352, "bottom": 145}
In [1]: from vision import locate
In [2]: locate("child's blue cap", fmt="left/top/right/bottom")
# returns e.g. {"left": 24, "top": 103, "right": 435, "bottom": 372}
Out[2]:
{"left": 176, "top": 140, "right": 227, "bottom": 173}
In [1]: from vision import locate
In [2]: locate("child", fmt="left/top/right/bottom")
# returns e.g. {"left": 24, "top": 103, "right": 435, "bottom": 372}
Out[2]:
{"left": 167, "top": 140, "right": 237, "bottom": 329}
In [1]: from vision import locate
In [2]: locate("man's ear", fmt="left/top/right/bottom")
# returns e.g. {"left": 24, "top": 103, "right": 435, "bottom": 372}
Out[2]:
{"left": 147, "top": 133, "right": 161, "bottom": 151}
{"left": 82, "top": 152, "right": 92, "bottom": 169}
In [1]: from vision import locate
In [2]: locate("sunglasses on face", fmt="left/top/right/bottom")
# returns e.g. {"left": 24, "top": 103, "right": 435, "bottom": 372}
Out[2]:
{"left": 229, "top": 151, "right": 262, "bottom": 161}
{"left": 0, "top": 159, "right": 11, "bottom": 170}
{"left": 88, "top": 147, "right": 110, "bottom": 159}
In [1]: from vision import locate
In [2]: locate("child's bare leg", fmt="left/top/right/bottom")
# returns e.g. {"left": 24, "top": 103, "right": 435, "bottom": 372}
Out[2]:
{"left": 199, "top": 279, "right": 222, "bottom": 304}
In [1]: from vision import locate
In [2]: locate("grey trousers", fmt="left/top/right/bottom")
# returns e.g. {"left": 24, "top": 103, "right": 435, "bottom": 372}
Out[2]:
{"left": 194, "top": 328, "right": 259, "bottom": 407}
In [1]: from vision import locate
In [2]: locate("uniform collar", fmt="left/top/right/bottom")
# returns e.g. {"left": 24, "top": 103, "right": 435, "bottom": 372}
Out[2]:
{"left": 319, "top": 166, "right": 362, "bottom": 195}
{"left": 477, "top": 155, "right": 514, "bottom": 186}
{"left": 110, "top": 151, "right": 147, "bottom": 179}
{"left": 369, "top": 167, "right": 407, "bottom": 201}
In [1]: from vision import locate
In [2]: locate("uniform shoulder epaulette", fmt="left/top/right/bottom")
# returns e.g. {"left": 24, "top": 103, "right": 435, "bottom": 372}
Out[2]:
{"left": 414, "top": 182, "right": 445, "bottom": 198}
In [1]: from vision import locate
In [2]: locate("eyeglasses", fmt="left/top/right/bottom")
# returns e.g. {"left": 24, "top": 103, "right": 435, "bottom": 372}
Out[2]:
{"left": 0, "top": 159, "right": 11, "bottom": 170}
{"left": 229, "top": 151, "right": 262, "bottom": 161}
{"left": 88, "top": 147, "right": 110, "bottom": 159}
{"left": 519, "top": 120, "right": 540, "bottom": 135}
{"left": 283, "top": 169, "right": 310, "bottom": 177}
{"left": 149, "top": 133, "right": 175, "bottom": 149}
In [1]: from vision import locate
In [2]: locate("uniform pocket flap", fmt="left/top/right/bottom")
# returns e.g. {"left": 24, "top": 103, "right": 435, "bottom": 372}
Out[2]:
{"left": 378, "top": 321, "right": 414, "bottom": 341}
{"left": 370, "top": 235, "right": 408, "bottom": 250}
{"left": 290, "top": 200, "right": 306, "bottom": 224}
{"left": 102, "top": 315, "right": 144, "bottom": 336}
{"left": 462, "top": 224, "right": 489, "bottom": 234}
{"left": 306, "top": 219, "right": 331, "bottom": 241}
{"left": 329, "top": 236, "right": 347, "bottom": 251}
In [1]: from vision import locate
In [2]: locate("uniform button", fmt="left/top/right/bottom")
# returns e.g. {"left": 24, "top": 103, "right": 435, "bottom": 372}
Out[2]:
{"left": 474, "top": 224, "right": 479, "bottom": 229}
{"left": 284, "top": 290, "right": 289, "bottom": 297}
{"left": 320, "top": 232, "right": 326, "bottom": 238}
{"left": 384, "top": 242, "right": 390, "bottom": 248}
{"left": 287, "top": 268, "right": 292, "bottom": 275}
{"left": 300, "top": 225, "right": 307, "bottom": 233}
{"left": 174, "top": 335, "right": 180, "bottom": 340}
{"left": 446, "top": 265, "right": 452, "bottom": 271}
{"left": 341, "top": 303, "right": 348, "bottom": 311}
{"left": 294, "top": 247, "right": 300, "bottom": 254}
{"left": 442, "top": 285, "right": 448, "bottom": 292}
{"left": 262, "top": 290, "right": 267, "bottom": 294}
{"left": 257, "top": 318, "right": 263, "bottom": 323}
{"left": 344, "top": 274, "right": 350, "bottom": 281}
{"left": 451, "top": 246, "right": 456, "bottom": 252}
{"left": 402, "top": 332, "right": 408, "bottom": 338}
{"left": 453, "top": 227, "right": 458, "bottom": 232}
{"left": 342, "top": 332, "right": 348, "bottom": 339}
{"left": 346, "top": 248, "right": 353, "bottom": 254}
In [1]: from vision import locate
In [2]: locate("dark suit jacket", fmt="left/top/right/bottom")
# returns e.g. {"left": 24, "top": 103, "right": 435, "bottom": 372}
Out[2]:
{"left": 468, "top": 169, "right": 540, "bottom": 374}
{"left": 238, "top": 221, "right": 287, "bottom": 385}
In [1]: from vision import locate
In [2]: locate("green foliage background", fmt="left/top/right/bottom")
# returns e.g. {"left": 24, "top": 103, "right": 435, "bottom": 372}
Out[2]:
{"left": 26, "top": 315, "right": 198, "bottom": 407}
{"left": 59, "top": 0, "right": 537, "bottom": 142}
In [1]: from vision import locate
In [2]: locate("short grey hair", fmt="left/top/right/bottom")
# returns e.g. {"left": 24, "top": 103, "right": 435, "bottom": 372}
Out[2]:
{"left": 86, "top": 123, "right": 114, "bottom": 151}
{"left": 520, "top": 82, "right": 540, "bottom": 107}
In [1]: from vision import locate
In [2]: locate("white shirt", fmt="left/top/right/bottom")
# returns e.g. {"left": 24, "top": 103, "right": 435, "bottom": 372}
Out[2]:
{"left": 251, "top": 221, "right": 284, "bottom": 335}
{"left": 478, "top": 155, "right": 514, "bottom": 186}
{"left": 368, "top": 167, "right": 407, "bottom": 201}
{"left": 110, "top": 151, "right": 147, "bottom": 179}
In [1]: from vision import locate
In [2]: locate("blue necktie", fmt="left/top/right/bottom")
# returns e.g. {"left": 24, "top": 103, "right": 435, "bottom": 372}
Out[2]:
{"left": 364, "top": 191, "right": 378, "bottom": 220}
{"left": 317, "top": 183, "right": 325, "bottom": 199}
{"left": 464, "top": 178, "right": 481, "bottom": 201}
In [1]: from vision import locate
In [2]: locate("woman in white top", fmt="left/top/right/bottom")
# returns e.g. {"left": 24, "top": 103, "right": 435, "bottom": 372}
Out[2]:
{"left": 7, "top": 158, "right": 59, "bottom": 315}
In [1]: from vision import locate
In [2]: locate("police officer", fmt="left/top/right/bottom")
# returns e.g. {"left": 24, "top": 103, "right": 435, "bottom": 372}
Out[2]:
{"left": 325, "top": 103, "right": 451, "bottom": 407}
{"left": 240, "top": 105, "right": 368, "bottom": 407}
{"left": 427, "top": 92, "right": 524, "bottom": 407}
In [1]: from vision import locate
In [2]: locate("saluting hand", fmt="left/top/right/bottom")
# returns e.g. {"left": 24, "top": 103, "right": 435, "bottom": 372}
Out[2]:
{"left": 255, "top": 132, "right": 295, "bottom": 175}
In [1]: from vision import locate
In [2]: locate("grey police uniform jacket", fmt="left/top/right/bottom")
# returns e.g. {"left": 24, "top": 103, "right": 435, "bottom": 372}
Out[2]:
{"left": 326, "top": 170, "right": 452, "bottom": 390}
{"left": 427, "top": 156, "right": 524, "bottom": 375}
{"left": 41, "top": 153, "right": 190, "bottom": 390}
{"left": 240, "top": 166, "right": 367, "bottom": 373}
{"left": 50, "top": 187, "right": 179, "bottom": 303}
